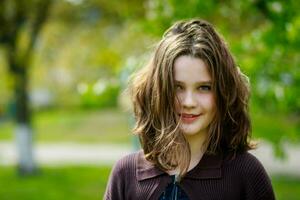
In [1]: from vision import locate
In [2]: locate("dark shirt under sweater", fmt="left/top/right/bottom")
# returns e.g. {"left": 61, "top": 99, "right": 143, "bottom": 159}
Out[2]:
{"left": 159, "top": 175, "right": 189, "bottom": 200}
{"left": 104, "top": 150, "right": 275, "bottom": 200}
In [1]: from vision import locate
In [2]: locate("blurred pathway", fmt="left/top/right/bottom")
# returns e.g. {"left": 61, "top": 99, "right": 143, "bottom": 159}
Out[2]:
{"left": 0, "top": 141, "right": 299, "bottom": 177}
{"left": 0, "top": 142, "right": 131, "bottom": 166}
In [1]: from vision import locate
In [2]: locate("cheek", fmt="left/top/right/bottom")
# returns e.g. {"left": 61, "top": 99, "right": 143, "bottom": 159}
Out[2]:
{"left": 199, "top": 94, "right": 216, "bottom": 111}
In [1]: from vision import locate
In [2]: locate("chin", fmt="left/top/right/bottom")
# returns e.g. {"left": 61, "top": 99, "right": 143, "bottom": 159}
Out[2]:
{"left": 182, "top": 128, "right": 203, "bottom": 136}
{"left": 181, "top": 124, "right": 208, "bottom": 137}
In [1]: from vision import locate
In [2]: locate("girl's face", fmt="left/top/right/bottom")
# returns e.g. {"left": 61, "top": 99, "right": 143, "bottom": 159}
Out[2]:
{"left": 174, "top": 55, "right": 216, "bottom": 137}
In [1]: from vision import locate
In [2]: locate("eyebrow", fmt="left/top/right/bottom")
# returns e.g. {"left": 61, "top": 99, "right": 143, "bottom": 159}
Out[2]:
{"left": 174, "top": 80, "right": 212, "bottom": 85}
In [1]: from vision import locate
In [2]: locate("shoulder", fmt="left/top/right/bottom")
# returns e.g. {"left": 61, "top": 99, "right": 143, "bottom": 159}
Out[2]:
{"left": 224, "top": 151, "right": 275, "bottom": 199}
{"left": 105, "top": 151, "right": 141, "bottom": 190}
{"left": 224, "top": 151, "right": 265, "bottom": 171}
{"left": 111, "top": 150, "right": 141, "bottom": 174}
{"left": 222, "top": 151, "right": 271, "bottom": 182}
{"left": 104, "top": 151, "right": 142, "bottom": 199}
{"left": 238, "top": 152, "right": 267, "bottom": 175}
{"left": 235, "top": 152, "right": 270, "bottom": 179}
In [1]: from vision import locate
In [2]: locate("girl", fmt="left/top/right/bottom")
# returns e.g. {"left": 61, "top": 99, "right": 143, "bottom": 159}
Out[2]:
{"left": 104, "top": 19, "right": 275, "bottom": 200}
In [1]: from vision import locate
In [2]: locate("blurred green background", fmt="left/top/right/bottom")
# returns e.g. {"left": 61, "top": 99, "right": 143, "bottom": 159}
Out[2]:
{"left": 0, "top": 0, "right": 299, "bottom": 199}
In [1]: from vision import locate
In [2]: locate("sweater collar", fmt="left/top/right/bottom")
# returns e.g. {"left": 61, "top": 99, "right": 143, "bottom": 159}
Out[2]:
{"left": 136, "top": 150, "right": 222, "bottom": 181}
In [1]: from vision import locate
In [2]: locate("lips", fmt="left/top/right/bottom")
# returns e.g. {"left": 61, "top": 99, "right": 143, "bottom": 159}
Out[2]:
{"left": 180, "top": 113, "right": 201, "bottom": 123}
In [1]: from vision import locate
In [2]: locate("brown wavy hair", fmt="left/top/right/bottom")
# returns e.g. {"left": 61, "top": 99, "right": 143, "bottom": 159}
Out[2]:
{"left": 129, "top": 19, "right": 254, "bottom": 178}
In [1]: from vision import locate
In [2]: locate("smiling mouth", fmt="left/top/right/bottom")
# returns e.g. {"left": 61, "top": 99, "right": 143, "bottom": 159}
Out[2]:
{"left": 180, "top": 113, "right": 202, "bottom": 123}
{"left": 180, "top": 114, "right": 201, "bottom": 118}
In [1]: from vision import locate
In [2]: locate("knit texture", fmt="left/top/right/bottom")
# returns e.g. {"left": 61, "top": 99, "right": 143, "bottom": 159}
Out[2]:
{"left": 104, "top": 150, "right": 275, "bottom": 200}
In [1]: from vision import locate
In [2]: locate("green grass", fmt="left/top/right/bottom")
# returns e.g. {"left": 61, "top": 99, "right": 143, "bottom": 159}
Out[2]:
{"left": 0, "top": 166, "right": 299, "bottom": 200}
{"left": 272, "top": 176, "right": 300, "bottom": 200}
{"left": 0, "top": 166, "right": 111, "bottom": 200}
{"left": 0, "top": 108, "right": 132, "bottom": 144}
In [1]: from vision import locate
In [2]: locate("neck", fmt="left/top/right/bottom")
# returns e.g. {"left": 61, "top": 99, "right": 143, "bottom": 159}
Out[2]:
{"left": 185, "top": 130, "right": 208, "bottom": 171}
{"left": 167, "top": 130, "right": 208, "bottom": 176}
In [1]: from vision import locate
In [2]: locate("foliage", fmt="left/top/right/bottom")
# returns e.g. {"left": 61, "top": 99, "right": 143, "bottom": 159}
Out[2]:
{"left": 77, "top": 79, "right": 120, "bottom": 109}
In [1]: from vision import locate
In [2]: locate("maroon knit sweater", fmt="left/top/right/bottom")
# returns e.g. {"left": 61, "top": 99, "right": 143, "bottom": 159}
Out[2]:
{"left": 104, "top": 150, "right": 275, "bottom": 200}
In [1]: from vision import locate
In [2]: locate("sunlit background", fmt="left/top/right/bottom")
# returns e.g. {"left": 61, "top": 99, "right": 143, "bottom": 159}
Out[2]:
{"left": 0, "top": 0, "right": 299, "bottom": 199}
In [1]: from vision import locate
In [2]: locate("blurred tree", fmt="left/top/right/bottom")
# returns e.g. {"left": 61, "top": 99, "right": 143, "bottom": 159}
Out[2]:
{"left": 248, "top": 0, "right": 300, "bottom": 114}
{"left": 0, "top": 0, "right": 52, "bottom": 175}
{"left": 29, "top": 0, "right": 148, "bottom": 108}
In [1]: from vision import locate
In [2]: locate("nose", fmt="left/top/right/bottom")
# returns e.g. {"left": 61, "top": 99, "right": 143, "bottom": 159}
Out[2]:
{"left": 181, "top": 91, "right": 197, "bottom": 108}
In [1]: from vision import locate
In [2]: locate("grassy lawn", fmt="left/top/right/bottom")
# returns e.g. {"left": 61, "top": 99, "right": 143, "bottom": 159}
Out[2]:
{"left": 0, "top": 166, "right": 111, "bottom": 200}
{"left": 0, "top": 166, "right": 299, "bottom": 200}
{"left": 272, "top": 176, "right": 300, "bottom": 200}
{"left": 0, "top": 108, "right": 132, "bottom": 144}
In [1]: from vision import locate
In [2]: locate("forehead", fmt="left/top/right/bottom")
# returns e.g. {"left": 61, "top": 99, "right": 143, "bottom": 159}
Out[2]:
{"left": 174, "top": 55, "right": 211, "bottom": 83}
